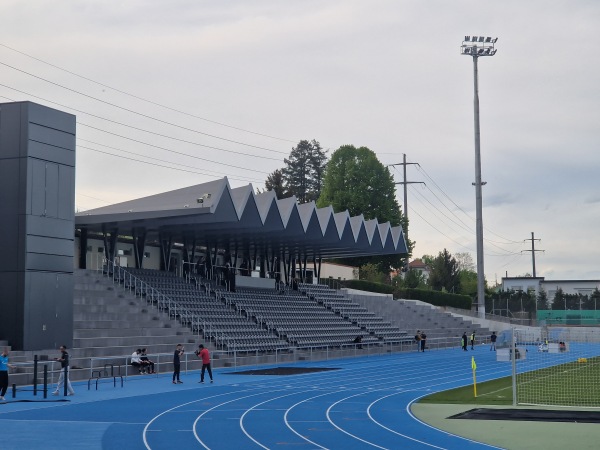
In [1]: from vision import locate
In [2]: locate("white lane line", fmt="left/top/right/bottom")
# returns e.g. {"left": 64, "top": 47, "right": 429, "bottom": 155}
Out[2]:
{"left": 283, "top": 390, "right": 344, "bottom": 450}
{"left": 366, "top": 390, "right": 447, "bottom": 449}
{"left": 239, "top": 391, "right": 307, "bottom": 449}
{"left": 191, "top": 388, "right": 291, "bottom": 450}
{"left": 325, "top": 392, "right": 389, "bottom": 450}
{"left": 143, "top": 388, "right": 255, "bottom": 449}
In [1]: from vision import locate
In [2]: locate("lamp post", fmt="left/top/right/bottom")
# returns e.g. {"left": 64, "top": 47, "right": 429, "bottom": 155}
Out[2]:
{"left": 461, "top": 35, "right": 498, "bottom": 319}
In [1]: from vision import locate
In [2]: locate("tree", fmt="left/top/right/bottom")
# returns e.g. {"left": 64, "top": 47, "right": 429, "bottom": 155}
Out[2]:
{"left": 458, "top": 270, "right": 478, "bottom": 297}
{"left": 428, "top": 249, "right": 461, "bottom": 293}
{"left": 551, "top": 288, "right": 565, "bottom": 310}
{"left": 263, "top": 169, "right": 286, "bottom": 198}
{"left": 316, "top": 145, "right": 411, "bottom": 276}
{"left": 403, "top": 269, "right": 427, "bottom": 289}
{"left": 590, "top": 288, "right": 600, "bottom": 310}
{"left": 537, "top": 288, "right": 549, "bottom": 310}
{"left": 282, "top": 140, "right": 327, "bottom": 204}
{"left": 359, "top": 262, "right": 387, "bottom": 284}
{"left": 455, "top": 252, "right": 475, "bottom": 272}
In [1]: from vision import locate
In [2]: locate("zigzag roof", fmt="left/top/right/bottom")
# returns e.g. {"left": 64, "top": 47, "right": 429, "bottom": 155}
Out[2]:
{"left": 76, "top": 177, "right": 407, "bottom": 258}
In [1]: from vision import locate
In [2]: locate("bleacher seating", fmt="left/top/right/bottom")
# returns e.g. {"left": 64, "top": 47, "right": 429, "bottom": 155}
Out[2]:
{"left": 119, "top": 269, "right": 413, "bottom": 350}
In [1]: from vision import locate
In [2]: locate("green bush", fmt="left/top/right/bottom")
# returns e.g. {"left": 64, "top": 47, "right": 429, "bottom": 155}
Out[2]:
{"left": 339, "top": 279, "right": 471, "bottom": 310}
{"left": 342, "top": 279, "right": 394, "bottom": 294}
{"left": 396, "top": 288, "right": 472, "bottom": 310}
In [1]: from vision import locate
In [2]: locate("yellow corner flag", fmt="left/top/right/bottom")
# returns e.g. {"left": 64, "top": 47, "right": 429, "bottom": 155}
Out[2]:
{"left": 471, "top": 356, "right": 477, "bottom": 398}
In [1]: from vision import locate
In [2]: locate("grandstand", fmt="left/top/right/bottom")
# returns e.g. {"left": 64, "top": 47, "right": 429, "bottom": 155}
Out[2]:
{"left": 0, "top": 101, "right": 491, "bottom": 390}
{"left": 6, "top": 264, "right": 493, "bottom": 386}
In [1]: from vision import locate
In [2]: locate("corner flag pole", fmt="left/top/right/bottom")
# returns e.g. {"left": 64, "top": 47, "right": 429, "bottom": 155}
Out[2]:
{"left": 471, "top": 356, "right": 477, "bottom": 397}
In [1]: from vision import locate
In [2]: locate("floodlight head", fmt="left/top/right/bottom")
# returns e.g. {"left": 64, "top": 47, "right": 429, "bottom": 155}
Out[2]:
{"left": 461, "top": 35, "right": 498, "bottom": 57}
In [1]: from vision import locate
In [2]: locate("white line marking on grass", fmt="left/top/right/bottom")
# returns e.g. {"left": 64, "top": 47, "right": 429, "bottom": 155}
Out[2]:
{"left": 405, "top": 394, "right": 505, "bottom": 450}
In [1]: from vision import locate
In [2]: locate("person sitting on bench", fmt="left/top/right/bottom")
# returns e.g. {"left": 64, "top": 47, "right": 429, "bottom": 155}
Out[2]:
{"left": 140, "top": 348, "right": 155, "bottom": 374}
{"left": 131, "top": 349, "right": 145, "bottom": 374}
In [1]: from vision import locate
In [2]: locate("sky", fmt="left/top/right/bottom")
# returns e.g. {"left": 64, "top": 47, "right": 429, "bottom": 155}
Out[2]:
{"left": 1, "top": 1, "right": 599, "bottom": 283}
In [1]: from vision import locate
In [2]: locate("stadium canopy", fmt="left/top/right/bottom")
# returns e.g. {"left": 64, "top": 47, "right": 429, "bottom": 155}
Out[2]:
{"left": 75, "top": 177, "right": 407, "bottom": 272}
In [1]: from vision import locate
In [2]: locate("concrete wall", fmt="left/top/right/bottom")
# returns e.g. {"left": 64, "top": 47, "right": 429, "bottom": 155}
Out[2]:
{"left": 0, "top": 101, "right": 76, "bottom": 350}
{"left": 320, "top": 262, "right": 357, "bottom": 281}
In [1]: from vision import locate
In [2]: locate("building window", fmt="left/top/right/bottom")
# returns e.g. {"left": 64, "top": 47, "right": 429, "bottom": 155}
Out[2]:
{"left": 97, "top": 247, "right": 104, "bottom": 253}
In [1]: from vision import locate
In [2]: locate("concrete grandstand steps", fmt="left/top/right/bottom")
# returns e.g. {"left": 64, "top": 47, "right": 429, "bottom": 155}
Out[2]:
{"left": 346, "top": 293, "right": 492, "bottom": 341}
{"left": 7, "top": 269, "right": 206, "bottom": 386}
{"left": 75, "top": 327, "right": 185, "bottom": 338}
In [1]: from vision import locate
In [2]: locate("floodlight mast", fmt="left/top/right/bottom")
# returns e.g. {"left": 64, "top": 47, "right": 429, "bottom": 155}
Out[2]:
{"left": 461, "top": 36, "right": 497, "bottom": 319}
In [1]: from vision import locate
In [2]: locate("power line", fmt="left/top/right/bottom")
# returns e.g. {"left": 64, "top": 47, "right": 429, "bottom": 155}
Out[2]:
{"left": 0, "top": 59, "right": 288, "bottom": 154}
{"left": 408, "top": 186, "right": 520, "bottom": 257}
{"left": 0, "top": 83, "right": 283, "bottom": 161}
{"left": 79, "top": 145, "right": 263, "bottom": 184}
{"left": 414, "top": 163, "right": 522, "bottom": 245}
{"left": 0, "top": 42, "right": 299, "bottom": 144}
{"left": 77, "top": 139, "right": 265, "bottom": 181}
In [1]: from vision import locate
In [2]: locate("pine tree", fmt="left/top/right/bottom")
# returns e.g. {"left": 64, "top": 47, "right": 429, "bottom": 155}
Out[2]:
{"left": 282, "top": 140, "right": 327, "bottom": 204}
{"left": 264, "top": 169, "right": 286, "bottom": 199}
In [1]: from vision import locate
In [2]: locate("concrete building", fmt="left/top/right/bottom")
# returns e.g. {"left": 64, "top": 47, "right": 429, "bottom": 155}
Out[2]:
{"left": 502, "top": 277, "right": 600, "bottom": 298}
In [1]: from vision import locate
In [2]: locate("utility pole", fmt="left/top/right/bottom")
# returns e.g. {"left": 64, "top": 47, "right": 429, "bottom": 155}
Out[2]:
{"left": 523, "top": 232, "right": 544, "bottom": 277}
{"left": 388, "top": 154, "right": 424, "bottom": 271}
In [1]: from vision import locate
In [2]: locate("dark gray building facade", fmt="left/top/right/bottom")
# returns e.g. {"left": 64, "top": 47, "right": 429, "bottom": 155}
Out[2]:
{"left": 0, "top": 101, "right": 76, "bottom": 350}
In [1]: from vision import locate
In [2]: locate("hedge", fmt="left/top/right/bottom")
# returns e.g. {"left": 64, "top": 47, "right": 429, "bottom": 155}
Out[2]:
{"left": 340, "top": 280, "right": 472, "bottom": 310}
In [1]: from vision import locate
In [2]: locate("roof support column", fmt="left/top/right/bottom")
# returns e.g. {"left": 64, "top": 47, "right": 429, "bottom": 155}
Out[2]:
{"left": 159, "top": 232, "right": 173, "bottom": 272}
{"left": 132, "top": 228, "right": 147, "bottom": 269}
{"left": 78, "top": 228, "right": 88, "bottom": 269}
{"left": 102, "top": 228, "right": 118, "bottom": 263}
{"left": 302, "top": 254, "right": 308, "bottom": 283}
{"left": 316, "top": 257, "right": 322, "bottom": 282}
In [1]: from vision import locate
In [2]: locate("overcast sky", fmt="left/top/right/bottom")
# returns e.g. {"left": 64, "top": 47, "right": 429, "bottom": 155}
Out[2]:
{"left": 2, "top": 1, "right": 599, "bottom": 283}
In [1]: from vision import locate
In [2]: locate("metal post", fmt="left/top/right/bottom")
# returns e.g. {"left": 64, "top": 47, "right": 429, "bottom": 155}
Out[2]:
{"left": 511, "top": 327, "right": 517, "bottom": 406}
{"left": 43, "top": 365, "right": 48, "bottom": 399}
{"left": 462, "top": 36, "right": 497, "bottom": 319}
{"left": 472, "top": 54, "right": 486, "bottom": 319}
{"left": 33, "top": 354, "right": 38, "bottom": 396}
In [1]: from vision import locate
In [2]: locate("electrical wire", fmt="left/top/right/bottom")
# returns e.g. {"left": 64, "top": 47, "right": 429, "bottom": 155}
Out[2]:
{"left": 77, "top": 139, "right": 264, "bottom": 182}
{"left": 79, "top": 145, "right": 263, "bottom": 184}
{"left": 0, "top": 42, "right": 299, "bottom": 144}
{"left": 0, "top": 83, "right": 283, "bottom": 161}
{"left": 414, "top": 163, "right": 523, "bottom": 245}
{"left": 0, "top": 59, "right": 288, "bottom": 154}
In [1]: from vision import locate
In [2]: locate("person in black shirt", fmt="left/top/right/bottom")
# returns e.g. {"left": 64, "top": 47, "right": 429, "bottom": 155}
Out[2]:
{"left": 172, "top": 344, "right": 184, "bottom": 384}
{"left": 140, "top": 348, "right": 155, "bottom": 374}
{"left": 53, "top": 345, "right": 74, "bottom": 396}
{"left": 490, "top": 331, "right": 497, "bottom": 351}
{"left": 420, "top": 331, "right": 427, "bottom": 352}
{"left": 461, "top": 332, "right": 468, "bottom": 351}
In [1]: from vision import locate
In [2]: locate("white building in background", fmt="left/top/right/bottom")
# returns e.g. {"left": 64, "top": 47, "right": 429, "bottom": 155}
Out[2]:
{"left": 502, "top": 277, "right": 600, "bottom": 298}
{"left": 319, "top": 261, "right": 358, "bottom": 281}
{"left": 408, "top": 259, "right": 431, "bottom": 282}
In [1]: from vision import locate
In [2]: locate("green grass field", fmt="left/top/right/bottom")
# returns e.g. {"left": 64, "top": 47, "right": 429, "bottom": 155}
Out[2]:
{"left": 419, "top": 356, "right": 600, "bottom": 407}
